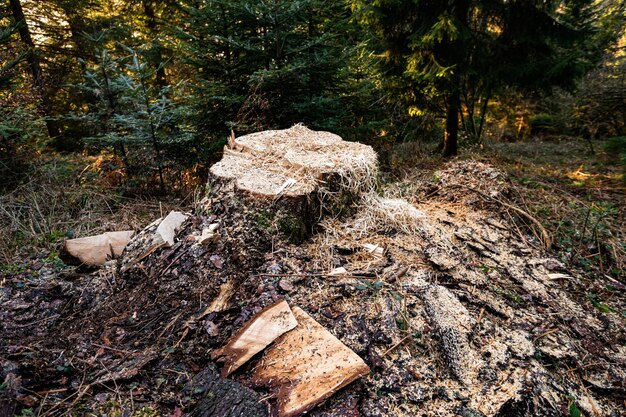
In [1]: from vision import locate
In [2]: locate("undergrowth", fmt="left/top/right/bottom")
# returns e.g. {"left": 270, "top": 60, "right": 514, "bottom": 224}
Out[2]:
{"left": 487, "top": 138, "right": 624, "bottom": 278}
{"left": 0, "top": 154, "right": 186, "bottom": 265}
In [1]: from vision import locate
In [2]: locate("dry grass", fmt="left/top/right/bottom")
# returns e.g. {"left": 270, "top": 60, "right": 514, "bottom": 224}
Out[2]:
{"left": 486, "top": 139, "right": 625, "bottom": 277}
{"left": 0, "top": 155, "right": 184, "bottom": 265}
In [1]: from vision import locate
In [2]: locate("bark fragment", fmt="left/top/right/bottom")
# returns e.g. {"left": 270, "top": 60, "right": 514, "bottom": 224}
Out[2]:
{"left": 62, "top": 231, "right": 134, "bottom": 266}
{"left": 155, "top": 211, "right": 189, "bottom": 247}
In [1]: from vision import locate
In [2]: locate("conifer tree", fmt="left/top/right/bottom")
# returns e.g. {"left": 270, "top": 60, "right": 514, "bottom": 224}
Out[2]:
{"left": 350, "top": 0, "right": 607, "bottom": 156}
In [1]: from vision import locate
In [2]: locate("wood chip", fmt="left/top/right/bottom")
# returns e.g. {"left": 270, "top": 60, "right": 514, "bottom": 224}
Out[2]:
{"left": 546, "top": 273, "right": 573, "bottom": 281}
{"left": 212, "top": 300, "right": 298, "bottom": 377}
{"left": 328, "top": 267, "right": 347, "bottom": 276}
{"left": 202, "top": 281, "right": 235, "bottom": 317}
{"left": 156, "top": 211, "right": 188, "bottom": 247}
{"left": 252, "top": 307, "right": 370, "bottom": 417}
{"left": 198, "top": 228, "right": 218, "bottom": 246}
{"left": 362, "top": 243, "right": 384, "bottom": 258}
{"left": 63, "top": 231, "right": 134, "bottom": 266}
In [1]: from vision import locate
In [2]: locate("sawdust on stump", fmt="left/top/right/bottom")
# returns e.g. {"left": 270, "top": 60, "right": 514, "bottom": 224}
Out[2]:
{"left": 207, "top": 124, "right": 377, "bottom": 241}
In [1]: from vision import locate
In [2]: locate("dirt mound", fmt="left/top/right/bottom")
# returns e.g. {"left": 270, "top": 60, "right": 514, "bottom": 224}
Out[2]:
{"left": 1, "top": 153, "right": 625, "bottom": 417}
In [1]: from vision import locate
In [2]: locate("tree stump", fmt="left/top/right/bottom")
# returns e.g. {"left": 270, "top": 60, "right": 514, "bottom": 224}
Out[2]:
{"left": 207, "top": 125, "right": 377, "bottom": 242}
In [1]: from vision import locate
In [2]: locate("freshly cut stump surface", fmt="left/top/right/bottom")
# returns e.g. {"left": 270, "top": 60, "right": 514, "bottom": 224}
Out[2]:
{"left": 209, "top": 125, "right": 377, "bottom": 235}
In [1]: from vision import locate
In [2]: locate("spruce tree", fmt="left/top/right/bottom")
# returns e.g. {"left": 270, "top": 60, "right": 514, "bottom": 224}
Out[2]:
{"left": 175, "top": 0, "right": 354, "bottom": 140}
{"left": 350, "top": 0, "right": 607, "bottom": 156}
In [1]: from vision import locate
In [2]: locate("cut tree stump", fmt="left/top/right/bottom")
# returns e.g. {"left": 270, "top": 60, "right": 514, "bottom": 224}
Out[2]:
{"left": 207, "top": 125, "right": 377, "bottom": 240}
{"left": 62, "top": 231, "right": 134, "bottom": 266}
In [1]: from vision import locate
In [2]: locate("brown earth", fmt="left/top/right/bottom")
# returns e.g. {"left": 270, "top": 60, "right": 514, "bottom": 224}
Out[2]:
{"left": 1, "top": 151, "right": 625, "bottom": 417}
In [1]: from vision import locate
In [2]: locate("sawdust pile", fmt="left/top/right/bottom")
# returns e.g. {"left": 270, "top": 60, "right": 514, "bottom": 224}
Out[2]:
{"left": 281, "top": 160, "right": 626, "bottom": 417}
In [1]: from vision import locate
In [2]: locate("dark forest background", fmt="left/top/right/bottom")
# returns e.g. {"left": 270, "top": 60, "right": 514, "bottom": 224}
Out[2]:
{"left": 1, "top": 0, "right": 625, "bottom": 193}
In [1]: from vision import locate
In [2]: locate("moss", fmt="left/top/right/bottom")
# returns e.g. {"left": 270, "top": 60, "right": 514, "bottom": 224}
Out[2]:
{"left": 491, "top": 285, "right": 525, "bottom": 305}
{"left": 277, "top": 215, "right": 307, "bottom": 244}
{"left": 253, "top": 209, "right": 275, "bottom": 230}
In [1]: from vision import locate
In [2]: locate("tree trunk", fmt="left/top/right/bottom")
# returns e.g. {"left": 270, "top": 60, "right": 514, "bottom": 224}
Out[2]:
{"left": 143, "top": 0, "right": 167, "bottom": 87}
{"left": 442, "top": 0, "right": 469, "bottom": 158}
{"left": 476, "top": 86, "right": 492, "bottom": 140}
{"left": 443, "top": 93, "right": 459, "bottom": 158}
{"left": 9, "top": 0, "right": 61, "bottom": 143}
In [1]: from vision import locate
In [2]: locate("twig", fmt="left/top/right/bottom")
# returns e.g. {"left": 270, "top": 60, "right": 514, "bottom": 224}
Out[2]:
{"left": 533, "top": 328, "right": 559, "bottom": 342}
{"left": 91, "top": 343, "right": 133, "bottom": 355}
{"left": 381, "top": 334, "right": 413, "bottom": 358}
{"left": 15, "top": 314, "right": 60, "bottom": 328}
{"left": 35, "top": 388, "right": 68, "bottom": 395}
{"left": 253, "top": 272, "right": 376, "bottom": 280}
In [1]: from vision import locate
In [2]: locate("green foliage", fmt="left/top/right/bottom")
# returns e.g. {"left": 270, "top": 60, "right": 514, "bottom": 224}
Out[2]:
{"left": 587, "top": 293, "right": 615, "bottom": 313}
{"left": 277, "top": 215, "right": 307, "bottom": 244}
{"left": 0, "top": 18, "right": 47, "bottom": 189}
{"left": 605, "top": 136, "right": 626, "bottom": 174}
{"left": 175, "top": 0, "right": 361, "bottom": 136}
{"left": 0, "top": 24, "right": 24, "bottom": 89}
{"left": 71, "top": 44, "right": 205, "bottom": 192}
{"left": 3, "top": 0, "right": 626, "bottom": 196}
{"left": 529, "top": 113, "right": 560, "bottom": 136}
{"left": 569, "top": 401, "right": 582, "bottom": 417}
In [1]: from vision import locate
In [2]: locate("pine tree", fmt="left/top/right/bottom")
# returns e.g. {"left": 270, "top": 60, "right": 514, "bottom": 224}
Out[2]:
{"left": 71, "top": 45, "right": 196, "bottom": 193}
{"left": 175, "top": 0, "right": 355, "bottom": 140}
{"left": 350, "top": 0, "right": 606, "bottom": 156}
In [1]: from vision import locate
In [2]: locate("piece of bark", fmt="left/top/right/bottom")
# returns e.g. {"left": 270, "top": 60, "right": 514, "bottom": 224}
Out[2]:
{"left": 156, "top": 211, "right": 188, "bottom": 247}
{"left": 252, "top": 307, "right": 370, "bottom": 417}
{"left": 190, "top": 365, "right": 267, "bottom": 417}
{"left": 212, "top": 300, "right": 298, "bottom": 377}
{"left": 421, "top": 284, "right": 481, "bottom": 386}
{"left": 62, "top": 231, "right": 134, "bottom": 266}
{"left": 199, "top": 281, "right": 235, "bottom": 318}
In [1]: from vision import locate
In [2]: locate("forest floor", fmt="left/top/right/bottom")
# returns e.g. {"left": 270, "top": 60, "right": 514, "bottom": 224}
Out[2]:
{"left": 0, "top": 137, "right": 624, "bottom": 417}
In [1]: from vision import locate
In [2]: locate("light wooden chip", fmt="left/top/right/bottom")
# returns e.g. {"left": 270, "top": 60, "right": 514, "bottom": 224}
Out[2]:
{"left": 252, "top": 307, "right": 370, "bottom": 417}
{"left": 212, "top": 300, "right": 298, "bottom": 377}
{"left": 328, "top": 266, "right": 347, "bottom": 276}
{"left": 202, "top": 281, "right": 235, "bottom": 317}
{"left": 156, "top": 211, "right": 188, "bottom": 247}
{"left": 362, "top": 243, "right": 384, "bottom": 258}
{"left": 198, "top": 228, "right": 218, "bottom": 246}
{"left": 63, "top": 231, "right": 135, "bottom": 266}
